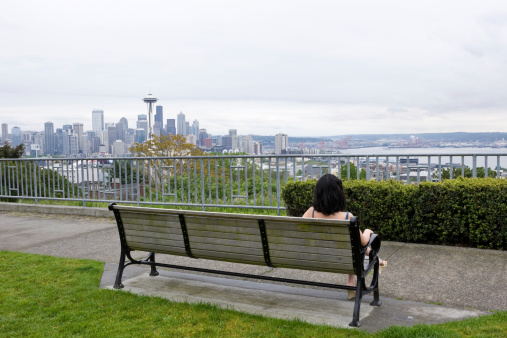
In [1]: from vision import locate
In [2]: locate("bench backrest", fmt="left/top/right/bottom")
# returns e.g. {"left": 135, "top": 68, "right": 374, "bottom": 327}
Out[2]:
{"left": 111, "top": 205, "right": 360, "bottom": 275}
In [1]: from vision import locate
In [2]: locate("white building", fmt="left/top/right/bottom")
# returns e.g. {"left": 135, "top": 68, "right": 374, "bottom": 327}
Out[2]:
{"left": 275, "top": 133, "right": 288, "bottom": 154}
{"left": 92, "top": 109, "right": 104, "bottom": 142}
{"left": 112, "top": 140, "right": 126, "bottom": 156}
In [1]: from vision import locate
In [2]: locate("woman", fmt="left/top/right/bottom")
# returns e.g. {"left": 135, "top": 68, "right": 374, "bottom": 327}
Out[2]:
{"left": 302, "top": 174, "right": 387, "bottom": 299}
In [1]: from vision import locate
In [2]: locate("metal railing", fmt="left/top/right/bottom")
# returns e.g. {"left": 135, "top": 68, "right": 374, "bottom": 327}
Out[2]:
{"left": 0, "top": 153, "right": 505, "bottom": 214}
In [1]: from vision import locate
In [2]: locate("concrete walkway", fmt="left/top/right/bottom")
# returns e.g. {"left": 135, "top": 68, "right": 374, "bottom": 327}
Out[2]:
{"left": 1, "top": 204, "right": 506, "bottom": 332}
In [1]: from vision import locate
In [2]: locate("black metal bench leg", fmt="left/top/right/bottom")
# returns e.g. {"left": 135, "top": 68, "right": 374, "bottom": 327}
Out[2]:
{"left": 114, "top": 247, "right": 126, "bottom": 289}
{"left": 349, "top": 278, "right": 364, "bottom": 327}
{"left": 370, "top": 261, "right": 382, "bottom": 306}
{"left": 149, "top": 252, "right": 159, "bottom": 277}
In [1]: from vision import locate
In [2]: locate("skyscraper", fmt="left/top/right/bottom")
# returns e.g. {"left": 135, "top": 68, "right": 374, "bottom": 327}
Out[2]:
{"left": 44, "top": 122, "right": 55, "bottom": 155}
{"left": 155, "top": 106, "right": 163, "bottom": 125}
{"left": 177, "top": 112, "right": 186, "bottom": 136}
{"left": 275, "top": 133, "right": 288, "bottom": 154}
{"left": 137, "top": 115, "right": 148, "bottom": 136}
{"left": 166, "top": 119, "right": 176, "bottom": 135}
{"left": 11, "top": 127, "right": 21, "bottom": 147}
{"left": 192, "top": 120, "right": 199, "bottom": 137}
{"left": 116, "top": 117, "right": 128, "bottom": 142}
{"left": 73, "top": 122, "right": 84, "bottom": 153}
{"left": 92, "top": 109, "right": 104, "bottom": 142}
{"left": 1, "top": 123, "right": 8, "bottom": 140}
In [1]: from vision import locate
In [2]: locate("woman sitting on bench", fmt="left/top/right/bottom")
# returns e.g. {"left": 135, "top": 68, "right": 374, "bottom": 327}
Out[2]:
{"left": 302, "top": 174, "right": 387, "bottom": 299}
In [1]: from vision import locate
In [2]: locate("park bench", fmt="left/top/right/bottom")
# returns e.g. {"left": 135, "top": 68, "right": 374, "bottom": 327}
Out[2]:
{"left": 108, "top": 203, "right": 382, "bottom": 327}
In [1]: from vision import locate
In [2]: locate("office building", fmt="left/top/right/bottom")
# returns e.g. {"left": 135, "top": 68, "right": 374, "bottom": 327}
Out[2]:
{"left": 107, "top": 126, "right": 116, "bottom": 154}
{"left": 73, "top": 122, "right": 84, "bottom": 153}
{"left": 11, "top": 127, "right": 22, "bottom": 147}
{"left": 116, "top": 117, "right": 128, "bottom": 142}
{"left": 166, "top": 119, "right": 176, "bottom": 135}
{"left": 192, "top": 120, "right": 199, "bottom": 137}
{"left": 177, "top": 112, "right": 186, "bottom": 136}
{"left": 243, "top": 135, "right": 254, "bottom": 154}
{"left": 44, "top": 122, "right": 55, "bottom": 155}
{"left": 155, "top": 106, "right": 163, "bottom": 125}
{"left": 92, "top": 109, "right": 104, "bottom": 141}
{"left": 254, "top": 142, "right": 262, "bottom": 155}
{"left": 275, "top": 133, "right": 288, "bottom": 154}
{"left": 221, "top": 135, "right": 232, "bottom": 150}
{"left": 229, "top": 129, "right": 237, "bottom": 136}
{"left": 2, "top": 123, "right": 8, "bottom": 140}
{"left": 112, "top": 140, "right": 126, "bottom": 156}
{"left": 137, "top": 115, "right": 148, "bottom": 136}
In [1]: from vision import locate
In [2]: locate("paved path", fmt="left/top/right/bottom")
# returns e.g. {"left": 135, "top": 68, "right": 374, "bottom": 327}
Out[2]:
{"left": 1, "top": 207, "right": 506, "bottom": 332}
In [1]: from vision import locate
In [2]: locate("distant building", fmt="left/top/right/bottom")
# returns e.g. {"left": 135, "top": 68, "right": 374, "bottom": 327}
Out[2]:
{"left": 242, "top": 135, "right": 254, "bottom": 154}
{"left": 254, "top": 142, "right": 262, "bottom": 155}
{"left": 275, "top": 133, "right": 288, "bottom": 154}
{"left": 44, "top": 122, "right": 55, "bottom": 155}
{"left": 112, "top": 140, "right": 126, "bottom": 156}
{"left": 155, "top": 106, "right": 163, "bottom": 125}
{"left": 192, "top": 120, "right": 199, "bottom": 138}
{"left": 1, "top": 123, "right": 8, "bottom": 140}
{"left": 229, "top": 129, "right": 237, "bottom": 136}
{"left": 11, "top": 126, "right": 22, "bottom": 147}
{"left": 73, "top": 122, "right": 84, "bottom": 153}
{"left": 177, "top": 112, "right": 186, "bottom": 136}
{"left": 92, "top": 109, "right": 104, "bottom": 141}
{"left": 166, "top": 119, "right": 176, "bottom": 135}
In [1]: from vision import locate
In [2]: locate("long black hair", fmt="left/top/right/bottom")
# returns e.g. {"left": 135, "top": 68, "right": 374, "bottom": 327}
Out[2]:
{"left": 312, "top": 174, "right": 346, "bottom": 216}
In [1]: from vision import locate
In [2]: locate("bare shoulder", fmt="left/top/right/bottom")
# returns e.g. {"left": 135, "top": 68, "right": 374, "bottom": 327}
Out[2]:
{"left": 302, "top": 207, "right": 314, "bottom": 218}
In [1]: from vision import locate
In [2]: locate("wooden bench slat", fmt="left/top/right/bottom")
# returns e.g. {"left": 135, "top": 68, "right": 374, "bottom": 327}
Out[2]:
{"left": 266, "top": 229, "right": 350, "bottom": 241}
{"left": 270, "top": 257, "right": 354, "bottom": 273}
{"left": 268, "top": 236, "right": 352, "bottom": 249}
{"left": 121, "top": 211, "right": 181, "bottom": 223}
{"left": 122, "top": 217, "right": 182, "bottom": 230}
{"left": 269, "top": 242, "right": 352, "bottom": 256}
{"left": 188, "top": 236, "right": 263, "bottom": 249}
{"left": 184, "top": 216, "right": 260, "bottom": 228}
{"left": 191, "top": 249, "right": 266, "bottom": 265}
{"left": 186, "top": 229, "right": 261, "bottom": 242}
{"left": 190, "top": 242, "right": 264, "bottom": 256}
{"left": 125, "top": 235, "right": 185, "bottom": 249}
{"left": 185, "top": 223, "right": 260, "bottom": 235}
{"left": 265, "top": 220, "right": 350, "bottom": 234}
{"left": 125, "top": 229, "right": 184, "bottom": 241}
{"left": 270, "top": 251, "right": 353, "bottom": 264}
{"left": 127, "top": 241, "right": 188, "bottom": 256}
{"left": 122, "top": 222, "right": 183, "bottom": 236}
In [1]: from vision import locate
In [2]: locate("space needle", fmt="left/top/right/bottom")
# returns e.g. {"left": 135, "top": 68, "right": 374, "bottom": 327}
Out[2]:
{"left": 143, "top": 93, "right": 158, "bottom": 141}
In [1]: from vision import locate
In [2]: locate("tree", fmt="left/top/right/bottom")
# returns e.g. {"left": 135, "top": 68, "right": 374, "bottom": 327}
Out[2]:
{"left": 439, "top": 166, "right": 497, "bottom": 180}
{"left": 340, "top": 162, "right": 367, "bottom": 180}
{"left": 129, "top": 134, "right": 204, "bottom": 195}
{"left": 0, "top": 142, "right": 25, "bottom": 158}
{"left": 130, "top": 134, "right": 203, "bottom": 158}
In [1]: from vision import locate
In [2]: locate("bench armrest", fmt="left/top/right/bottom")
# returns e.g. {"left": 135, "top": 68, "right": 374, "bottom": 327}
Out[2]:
{"left": 361, "top": 234, "right": 381, "bottom": 273}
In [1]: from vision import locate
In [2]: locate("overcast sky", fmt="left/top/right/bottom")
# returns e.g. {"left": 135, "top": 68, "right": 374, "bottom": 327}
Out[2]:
{"left": 1, "top": 0, "right": 507, "bottom": 137}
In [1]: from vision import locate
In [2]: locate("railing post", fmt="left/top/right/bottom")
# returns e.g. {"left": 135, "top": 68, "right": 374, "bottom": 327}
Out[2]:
{"left": 276, "top": 156, "right": 281, "bottom": 216}
{"left": 473, "top": 155, "right": 477, "bottom": 178}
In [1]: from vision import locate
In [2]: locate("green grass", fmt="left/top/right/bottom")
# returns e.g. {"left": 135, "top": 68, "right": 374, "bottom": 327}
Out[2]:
{"left": 1, "top": 251, "right": 506, "bottom": 337}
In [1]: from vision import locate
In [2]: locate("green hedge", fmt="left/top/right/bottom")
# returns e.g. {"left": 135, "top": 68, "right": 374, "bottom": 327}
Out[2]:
{"left": 281, "top": 178, "right": 507, "bottom": 250}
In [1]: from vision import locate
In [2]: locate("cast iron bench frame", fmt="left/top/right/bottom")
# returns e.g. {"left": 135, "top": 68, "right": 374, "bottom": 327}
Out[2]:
{"left": 109, "top": 203, "right": 382, "bottom": 327}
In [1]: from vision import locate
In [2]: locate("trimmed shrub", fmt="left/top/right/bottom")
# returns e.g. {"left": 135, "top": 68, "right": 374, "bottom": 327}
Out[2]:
{"left": 281, "top": 177, "right": 507, "bottom": 249}
{"left": 281, "top": 179, "right": 317, "bottom": 216}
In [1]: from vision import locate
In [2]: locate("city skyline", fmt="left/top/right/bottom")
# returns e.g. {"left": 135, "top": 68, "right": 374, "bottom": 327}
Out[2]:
{"left": 2, "top": 1, "right": 507, "bottom": 136}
